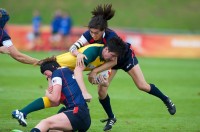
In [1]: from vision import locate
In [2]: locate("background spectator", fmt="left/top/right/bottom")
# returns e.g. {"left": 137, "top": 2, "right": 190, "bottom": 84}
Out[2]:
{"left": 59, "top": 11, "right": 73, "bottom": 50}
{"left": 49, "top": 9, "right": 62, "bottom": 50}
{"left": 32, "top": 10, "right": 42, "bottom": 50}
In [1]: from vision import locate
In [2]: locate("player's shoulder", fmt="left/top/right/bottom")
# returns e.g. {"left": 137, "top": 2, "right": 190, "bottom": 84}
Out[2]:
{"left": 105, "top": 28, "right": 118, "bottom": 35}
{"left": 0, "top": 28, "right": 11, "bottom": 45}
{"left": 86, "top": 43, "right": 104, "bottom": 47}
{"left": 80, "top": 43, "right": 104, "bottom": 51}
{"left": 52, "top": 67, "right": 70, "bottom": 77}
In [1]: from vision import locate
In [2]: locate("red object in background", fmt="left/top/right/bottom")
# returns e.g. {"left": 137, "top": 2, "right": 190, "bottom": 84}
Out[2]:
{"left": 7, "top": 25, "right": 200, "bottom": 58}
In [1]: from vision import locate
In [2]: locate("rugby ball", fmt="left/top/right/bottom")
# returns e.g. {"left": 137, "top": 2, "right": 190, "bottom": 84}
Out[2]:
{"left": 96, "top": 69, "right": 111, "bottom": 79}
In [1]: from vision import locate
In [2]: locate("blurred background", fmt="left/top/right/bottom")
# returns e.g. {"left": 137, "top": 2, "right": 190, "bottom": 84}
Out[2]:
{"left": 1, "top": 1, "right": 200, "bottom": 131}
{"left": 2, "top": 0, "right": 200, "bottom": 31}
{"left": 2, "top": 0, "right": 200, "bottom": 58}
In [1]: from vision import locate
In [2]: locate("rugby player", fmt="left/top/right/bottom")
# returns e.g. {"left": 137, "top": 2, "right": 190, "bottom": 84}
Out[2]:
{"left": 0, "top": 8, "right": 39, "bottom": 65}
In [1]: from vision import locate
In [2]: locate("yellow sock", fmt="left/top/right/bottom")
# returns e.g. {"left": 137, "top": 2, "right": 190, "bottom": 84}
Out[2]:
{"left": 42, "top": 96, "right": 52, "bottom": 108}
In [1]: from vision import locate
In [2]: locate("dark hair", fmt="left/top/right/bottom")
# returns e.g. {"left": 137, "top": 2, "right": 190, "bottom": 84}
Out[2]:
{"left": 106, "top": 37, "right": 126, "bottom": 57}
{"left": 88, "top": 4, "right": 115, "bottom": 31}
{"left": 0, "top": 8, "right": 10, "bottom": 28}
{"left": 40, "top": 60, "right": 60, "bottom": 74}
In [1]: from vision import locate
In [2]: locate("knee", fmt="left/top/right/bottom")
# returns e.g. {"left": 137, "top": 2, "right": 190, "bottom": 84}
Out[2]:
{"left": 98, "top": 85, "right": 108, "bottom": 99}
{"left": 38, "top": 119, "right": 49, "bottom": 126}
{"left": 136, "top": 82, "right": 150, "bottom": 92}
{"left": 39, "top": 119, "right": 52, "bottom": 128}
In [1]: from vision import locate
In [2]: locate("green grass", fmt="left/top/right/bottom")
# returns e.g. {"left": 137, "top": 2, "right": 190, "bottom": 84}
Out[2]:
{"left": 2, "top": 0, "right": 200, "bottom": 32}
{"left": 0, "top": 52, "right": 200, "bottom": 132}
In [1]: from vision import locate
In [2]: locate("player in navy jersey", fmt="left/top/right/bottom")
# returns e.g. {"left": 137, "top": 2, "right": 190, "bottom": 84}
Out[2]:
{"left": 12, "top": 37, "right": 126, "bottom": 128}
{"left": 0, "top": 8, "right": 39, "bottom": 65}
{"left": 69, "top": 4, "right": 176, "bottom": 131}
{"left": 18, "top": 60, "right": 90, "bottom": 132}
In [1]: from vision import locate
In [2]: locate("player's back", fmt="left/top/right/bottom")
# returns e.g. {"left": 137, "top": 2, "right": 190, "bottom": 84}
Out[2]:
{"left": 53, "top": 68, "right": 86, "bottom": 109}
{"left": 56, "top": 44, "right": 104, "bottom": 71}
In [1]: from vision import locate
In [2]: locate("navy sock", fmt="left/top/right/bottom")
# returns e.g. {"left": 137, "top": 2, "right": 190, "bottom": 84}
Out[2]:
{"left": 148, "top": 84, "right": 168, "bottom": 102}
{"left": 99, "top": 94, "right": 114, "bottom": 118}
{"left": 30, "top": 128, "right": 41, "bottom": 132}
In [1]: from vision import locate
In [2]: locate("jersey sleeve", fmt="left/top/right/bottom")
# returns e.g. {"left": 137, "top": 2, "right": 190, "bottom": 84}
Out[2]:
{"left": 69, "top": 34, "right": 88, "bottom": 52}
{"left": 51, "top": 70, "right": 62, "bottom": 86}
{"left": 0, "top": 29, "right": 12, "bottom": 47}
{"left": 2, "top": 40, "right": 13, "bottom": 47}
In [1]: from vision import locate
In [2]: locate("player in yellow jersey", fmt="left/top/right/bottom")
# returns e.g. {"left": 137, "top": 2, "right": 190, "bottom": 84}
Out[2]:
{"left": 12, "top": 37, "right": 126, "bottom": 127}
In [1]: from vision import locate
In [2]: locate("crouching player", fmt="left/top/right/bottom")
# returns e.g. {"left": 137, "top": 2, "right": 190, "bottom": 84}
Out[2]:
{"left": 31, "top": 61, "right": 91, "bottom": 132}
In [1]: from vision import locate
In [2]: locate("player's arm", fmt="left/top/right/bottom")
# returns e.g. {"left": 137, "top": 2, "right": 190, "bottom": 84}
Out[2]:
{"left": 45, "top": 77, "right": 62, "bottom": 106}
{"left": 0, "top": 46, "right": 10, "bottom": 54}
{"left": 8, "top": 45, "right": 39, "bottom": 65}
{"left": 69, "top": 35, "right": 87, "bottom": 55}
{"left": 74, "top": 64, "right": 92, "bottom": 102}
{"left": 69, "top": 35, "right": 88, "bottom": 67}
{"left": 88, "top": 58, "right": 117, "bottom": 84}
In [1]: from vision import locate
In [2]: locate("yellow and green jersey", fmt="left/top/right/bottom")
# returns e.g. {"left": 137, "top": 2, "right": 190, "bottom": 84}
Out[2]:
{"left": 56, "top": 44, "right": 105, "bottom": 71}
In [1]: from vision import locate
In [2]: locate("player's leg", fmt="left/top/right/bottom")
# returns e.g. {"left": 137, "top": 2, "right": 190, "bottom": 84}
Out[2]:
{"left": 30, "top": 112, "right": 72, "bottom": 132}
{"left": 30, "top": 106, "right": 91, "bottom": 132}
{"left": 98, "top": 70, "right": 117, "bottom": 131}
{"left": 127, "top": 64, "right": 176, "bottom": 115}
{"left": 12, "top": 96, "right": 52, "bottom": 126}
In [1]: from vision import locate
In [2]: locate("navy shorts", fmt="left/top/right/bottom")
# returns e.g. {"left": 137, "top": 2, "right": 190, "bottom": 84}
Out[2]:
{"left": 112, "top": 44, "right": 138, "bottom": 72}
{"left": 63, "top": 105, "right": 91, "bottom": 132}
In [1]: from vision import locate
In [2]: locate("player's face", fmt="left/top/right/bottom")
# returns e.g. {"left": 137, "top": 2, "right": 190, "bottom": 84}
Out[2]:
{"left": 102, "top": 47, "right": 118, "bottom": 61}
{"left": 44, "top": 70, "right": 52, "bottom": 79}
{"left": 89, "top": 28, "right": 104, "bottom": 41}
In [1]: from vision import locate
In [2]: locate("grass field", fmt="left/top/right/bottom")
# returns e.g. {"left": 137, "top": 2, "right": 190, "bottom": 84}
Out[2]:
{"left": 0, "top": 52, "right": 200, "bottom": 132}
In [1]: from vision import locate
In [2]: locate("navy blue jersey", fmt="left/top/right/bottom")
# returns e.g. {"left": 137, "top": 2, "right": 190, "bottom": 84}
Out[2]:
{"left": 52, "top": 68, "right": 86, "bottom": 109}
{"left": 82, "top": 29, "right": 137, "bottom": 71}
{"left": 0, "top": 28, "right": 11, "bottom": 47}
{"left": 70, "top": 28, "right": 137, "bottom": 72}
{"left": 83, "top": 28, "right": 118, "bottom": 44}
{"left": 112, "top": 43, "right": 138, "bottom": 72}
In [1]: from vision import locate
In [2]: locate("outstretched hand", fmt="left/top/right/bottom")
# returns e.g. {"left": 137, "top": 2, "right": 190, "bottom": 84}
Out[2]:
{"left": 34, "top": 56, "right": 56, "bottom": 66}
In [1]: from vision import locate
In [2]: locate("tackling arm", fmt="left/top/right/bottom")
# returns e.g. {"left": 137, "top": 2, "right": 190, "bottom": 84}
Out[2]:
{"left": 0, "top": 46, "right": 10, "bottom": 54}
{"left": 74, "top": 65, "right": 92, "bottom": 102}
{"left": 8, "top": 45, "right": 39, "bottom": 65}
{"left": 45, "top": 78, "right": 62, "bottom": 107}
{"left": 69, "top": 35, "right": 88, "bottom": 67}
{"left": 88, "top": 58, "right": 117, "bottom": 84}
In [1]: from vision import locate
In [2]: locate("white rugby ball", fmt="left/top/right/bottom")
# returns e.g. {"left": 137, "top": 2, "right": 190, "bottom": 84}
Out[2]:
{"left": 96, "top": 69, "right": 111, "bottom": 79}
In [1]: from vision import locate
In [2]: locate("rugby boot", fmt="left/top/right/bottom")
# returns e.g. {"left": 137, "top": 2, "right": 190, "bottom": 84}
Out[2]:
{"left": 164, "top": 97, "right": 176, "bottom": 115}
{"left": 12, "top": 110, "right": 27, "bottom": 127}
{"left": 101, "top": 116, "right": 117, "bottom": 131}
